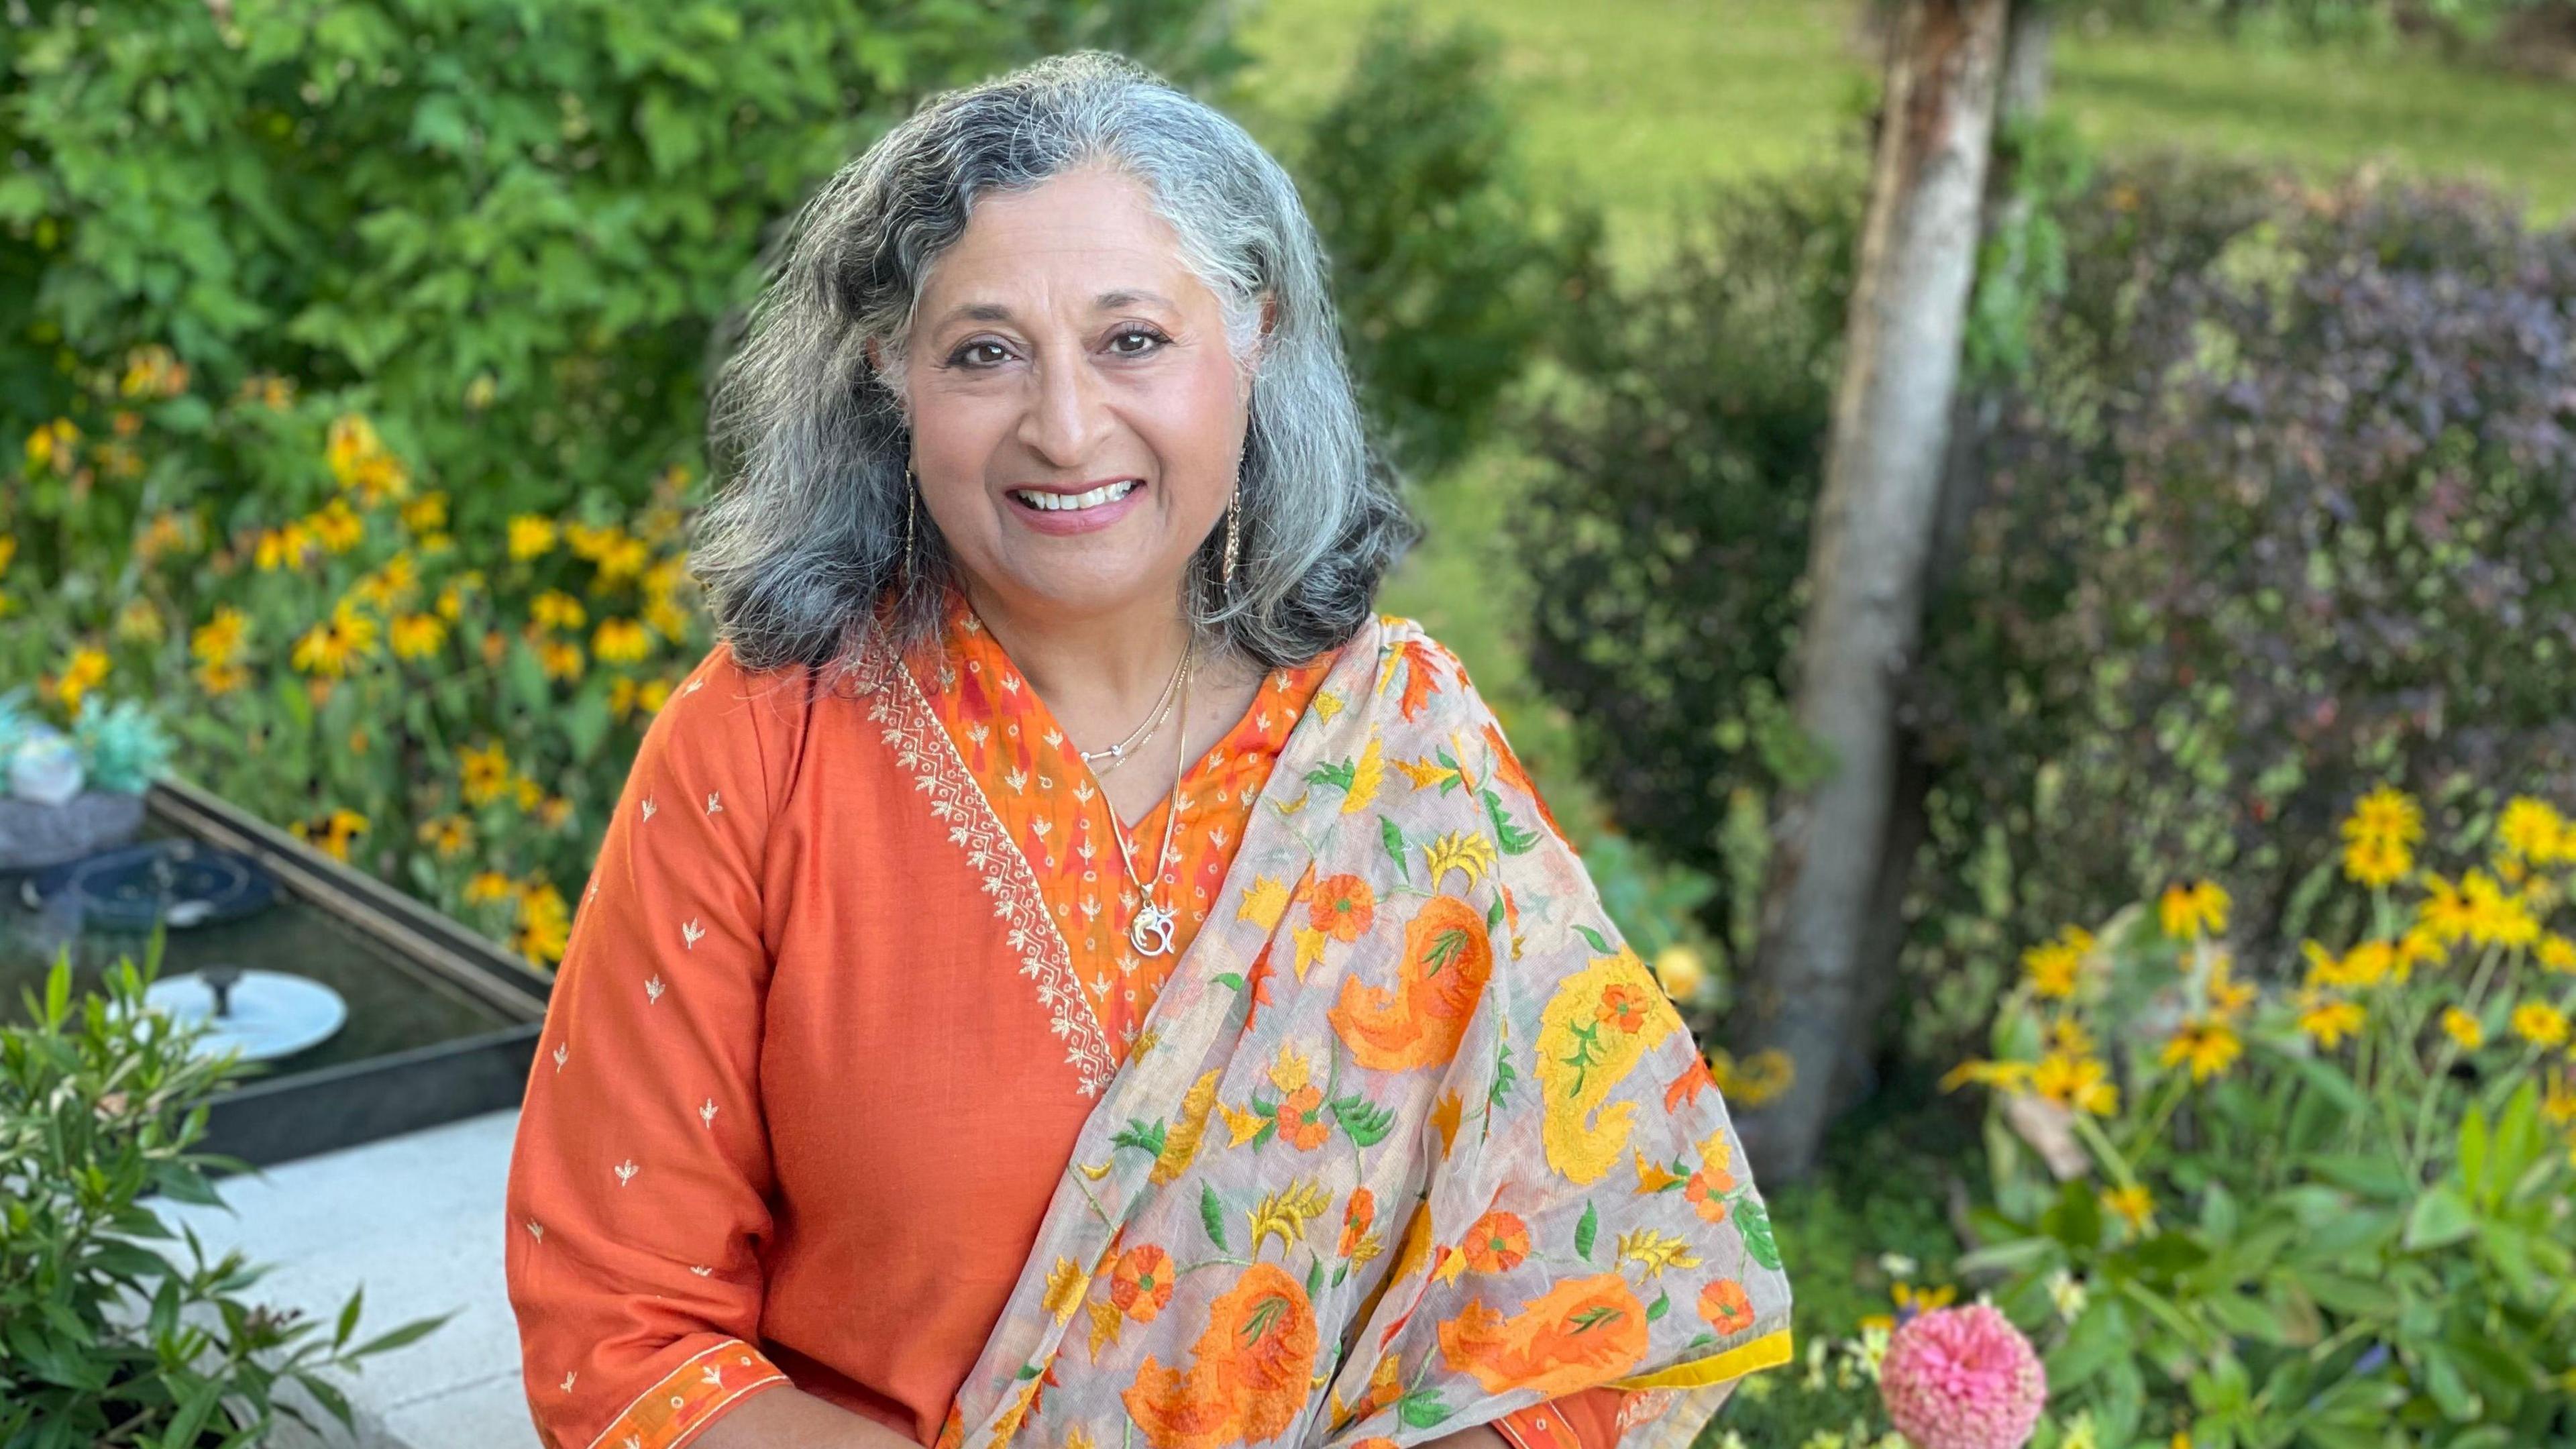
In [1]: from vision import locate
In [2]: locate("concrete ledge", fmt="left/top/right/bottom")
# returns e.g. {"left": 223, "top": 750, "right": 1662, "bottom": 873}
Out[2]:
{"left": 154, "top": 1108, "right": 539, "bottom": 1449}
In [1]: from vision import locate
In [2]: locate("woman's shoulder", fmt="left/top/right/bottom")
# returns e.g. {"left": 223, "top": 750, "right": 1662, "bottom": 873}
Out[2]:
{"left": 628, "top": 638, "right": 835, "bottom": 809}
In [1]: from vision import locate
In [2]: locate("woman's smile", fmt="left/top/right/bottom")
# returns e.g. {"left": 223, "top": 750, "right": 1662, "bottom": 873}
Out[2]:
{"left": 1004, "top": 476, "right": 1148, "bottom": 535}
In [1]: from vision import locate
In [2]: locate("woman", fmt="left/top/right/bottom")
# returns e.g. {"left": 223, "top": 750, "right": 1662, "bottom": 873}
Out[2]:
{"left": 504, "top": 51, "right": 1790, "bottom": 1449}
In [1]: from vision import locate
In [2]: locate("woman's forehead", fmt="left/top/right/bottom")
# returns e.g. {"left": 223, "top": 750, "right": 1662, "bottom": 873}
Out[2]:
{"left": 919, "top": 170, "right": 1215, "bottom": 320}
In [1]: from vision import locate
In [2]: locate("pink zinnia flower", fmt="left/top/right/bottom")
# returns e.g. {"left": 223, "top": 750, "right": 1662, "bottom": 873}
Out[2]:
{"left": 1878, "top": 1303, "right": 2047, "bottom": 1449}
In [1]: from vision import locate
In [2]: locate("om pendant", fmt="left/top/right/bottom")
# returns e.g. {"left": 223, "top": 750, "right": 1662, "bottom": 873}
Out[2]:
{"left": 1129, "top": 900, "right": 1178, "bottom": 957}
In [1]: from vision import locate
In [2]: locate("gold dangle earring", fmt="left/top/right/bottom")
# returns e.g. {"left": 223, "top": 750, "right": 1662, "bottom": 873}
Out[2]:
{"left": 1222, "top": 483, "right": 1242, "bottom": 598}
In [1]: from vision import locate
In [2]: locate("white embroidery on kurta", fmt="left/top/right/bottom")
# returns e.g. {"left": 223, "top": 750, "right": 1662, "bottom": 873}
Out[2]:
{"left": 561, "top": 1371, "right": 578, "bottom": 1392}
{"left": 699, "top": 1098, "right": 717, "bottom": 1127}
{"left": 852, "top": 633, "right": 1113, "bottom": 1096}
{"left": 645, "top": 975, "right": 665, "bottom": 1004}
{"left": 689, "top": 1265, "right": 712, "bottom": 1276}
{"left": 681, "top": 918, "right": 704, "bottom": 950}
{"left": 526, "top": 1218, "right": 544, "bottom": 1240}
{"left": 700, "top": 1363, "right": 726, "bottom": 1388}
{"left": 682, "top": 676, "right": 704, "bottom": 696}
{"left": 586, "top": 877, "right": 599, "bottom": 905}
{"left": 1004, "top": 767, "right": 1028, "bottom": 793}
{"left": 552, "top": 1042, "right": 568, "bottom": 1071}
{"left": 705, "top": 791, "right": 722, "bottom": 815}
{"left": 639, "top": 796, "right": 656, "bottom": 822}
{"left": 613, "top": 1159, "right": 638, "bottom": 1187}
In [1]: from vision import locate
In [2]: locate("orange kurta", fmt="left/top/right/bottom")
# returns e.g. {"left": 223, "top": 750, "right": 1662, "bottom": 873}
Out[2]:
{"left": 504, "top": 602, "right": 1636, "bottom": 1449}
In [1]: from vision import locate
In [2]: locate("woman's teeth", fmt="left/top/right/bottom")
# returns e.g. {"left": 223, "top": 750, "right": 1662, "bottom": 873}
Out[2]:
{"left": 1012, "top": 480, "right": 1140, "bottom": 512}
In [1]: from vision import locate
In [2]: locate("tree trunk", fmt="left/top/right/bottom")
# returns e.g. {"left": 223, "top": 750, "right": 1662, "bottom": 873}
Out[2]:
{"left": 1831, "top": 0, "right": 2057, "bottom": 1122}
{"left": 1729, "top": 0, "right": 2012, "bottom": 1183}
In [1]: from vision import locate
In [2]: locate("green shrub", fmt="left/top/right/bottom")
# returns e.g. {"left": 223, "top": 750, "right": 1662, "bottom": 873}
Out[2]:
{"left": 1513, "top": 161, "right": 1860, "bottom": 978}
{"left": 1917, "top": 160, "right": 2576, "bottom": 1049}
{"left": 1290, "top": 3, "right": 1605, "bottom": 477}
{"left": 1944, "top": 786, "right": 2576, "bottom": 1446}
{"left": 1518, "top": 154, "right": 2576, "bottom": 1069}
{"left": 1, "top": 941, "right": 444, "bottom": 1443}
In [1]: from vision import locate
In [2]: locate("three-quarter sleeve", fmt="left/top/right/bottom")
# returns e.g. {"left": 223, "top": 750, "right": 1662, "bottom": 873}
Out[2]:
{"left": 1496, "top": 1388, "right": 1635, "bottom": 1449}
{"left": 504, "top": 648, "right": 795, "bottom": 1449}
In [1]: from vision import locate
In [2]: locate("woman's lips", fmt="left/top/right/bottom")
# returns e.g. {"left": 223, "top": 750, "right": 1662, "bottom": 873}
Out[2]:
{"left": 1005, "top": 478, "right": 1147, "bottom": 536}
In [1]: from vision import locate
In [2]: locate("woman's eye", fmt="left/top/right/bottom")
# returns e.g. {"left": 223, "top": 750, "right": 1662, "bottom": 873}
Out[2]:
{"left": 956, "top": 341, "right": 1009, "bottom": 367}
{"left": 1110, "top": 328, "right": 1166, "bottom": 356}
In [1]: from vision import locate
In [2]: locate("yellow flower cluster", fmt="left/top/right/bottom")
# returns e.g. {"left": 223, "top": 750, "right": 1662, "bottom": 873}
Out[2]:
{"left": 460, "top": 869, "right": 572, "bottom": 965}
{"left": 290, "top": 808, "right": 370, "bottom": 863}
{"left": 119, "top": 344, "right": 191, "bottom": 400}
{"left": 2341, "top": 782, "right": 2422, "bottom": 887}
{"left": 1706, "top": 1046, "right": 1794, "bottom": 1108}
{"left": 51, "top": 646, "right": 112, "bottom": 716}
{"left": 191, "top": 605, "right": 250, "bottom": 695}
{"left": 326, "top": 413, "right": 412, "bottom": 506}
{"left": 23, "top": 417, "right": 80, "bottom": 475}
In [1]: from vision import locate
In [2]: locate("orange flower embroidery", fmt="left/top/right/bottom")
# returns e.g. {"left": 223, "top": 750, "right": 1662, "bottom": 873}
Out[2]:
{"left": 1122, "top": 1263, "right": 1320, "bottom": 1449}
{"left": 1436, "top": 1274, "right": 1652, "bottom": 1397}
{"left": 1682, "top": 1165, "right": 1735, "bottom": 1224}
{"left": 1595, "top": 982, "right": 1652, "bottom": 1033}
{"left": 1339, "top": 1188, "right": 1377, "bottom": 1258}
{"left": 1112, "top": 1245, "right": 1176, "bottom": 1324}
{"left": 1698, "top": 1277, "right": 1756, "bottom": 1336}
{"left": 1459, "top": 1210, "right": 1531, "bottom": 1275}
{"left": 1309, "top": 873, "right": 1377, "bottom": 942}
{"left": 1330, "top": 894, "right": 1495, "bottom": 1072}
{"left": 1278, "top": 1085, "right": 1330, "bottom": 1150}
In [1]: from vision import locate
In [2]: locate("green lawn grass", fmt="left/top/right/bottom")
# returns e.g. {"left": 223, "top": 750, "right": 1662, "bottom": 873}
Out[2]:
{"left": 1230, "top": 0, "right": 2576, "bottom": 828}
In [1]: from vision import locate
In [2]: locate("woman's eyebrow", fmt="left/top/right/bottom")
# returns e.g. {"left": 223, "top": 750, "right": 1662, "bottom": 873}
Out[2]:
{"left": 929, "top": 290, "right": 1179, "bottom": 332}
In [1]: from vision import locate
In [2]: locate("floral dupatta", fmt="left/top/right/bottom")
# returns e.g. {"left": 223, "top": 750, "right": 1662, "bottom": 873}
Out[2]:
{"left": 935, "top": 616, "right": 1794, "bottom": 1449}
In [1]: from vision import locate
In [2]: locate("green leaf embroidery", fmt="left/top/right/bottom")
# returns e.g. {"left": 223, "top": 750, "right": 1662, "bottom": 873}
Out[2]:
{"left": 1307, "top": 759, "right": 1356, "bottom": 792}
{"left": 1397, "top": 1390, "right": 1453, "bottom": 1429}
{"left": 1201, "top": 1183, "right": 1228, "bottom": 1250}
{"left": 1111, "top": 1118, "right": 1167, "bottom": 1157}
{"left": 1380, "top": 816, "right": 1410, "bottom": 881}
{"left": 1486, "top": 893, "right": 1505, "bottom": 930}
{"left": 1482, "top": 788, "right": 1539, "bottom": 854}
{"left": 1212, "top": 972, "right": 1245, "bottom": 991}
{"left": 1732, "top": 1191, "right": 1783, "bottom": 1271}
{"left": 1305, "top": 1256, "right": 1325, "bottom": 1301}
{"left": 1647, "top": 1291, "right": 1670, "bottom": 1322}
{"left": 1489, "top": 1036, "right": 1517, "bottom": 1108}
{"left": 1574, "top": 1200, "right": 1599, "bottom": 1260}
{"left": 1572, "top": 923, "right": 1611, "bottom": 953}
{"left": 1014, "top": 1362, "right": 1040, "bottom": 1381}
{"left": 1330, "top": 1092, "right": 1396, "bottom": 1148}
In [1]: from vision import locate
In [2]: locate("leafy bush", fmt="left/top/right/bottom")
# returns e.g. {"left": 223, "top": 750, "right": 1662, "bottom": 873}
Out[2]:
{"left": 1514, "top": 162, "right": 1861, "bottom": 974}
{"left": 3, "top": 375, "right": 699, "bottom": 965}
{"left": 1943, "top": 784, "right": 2576, "bottom": 1447}
{"left": 1917, "top": 160, "right": 2576, "bottom": 1044}
{"left": 1, "top": 941, "right": 443, "bottom": 1442}
{"left": 1290, "top": 3, "right": 1605, "bottom": 477}
{"left": 1518, "top": 155, "right": 2576, "bottom": 1069}
{"left": 0, "top": 3, "right": 1232, "bottom": 962}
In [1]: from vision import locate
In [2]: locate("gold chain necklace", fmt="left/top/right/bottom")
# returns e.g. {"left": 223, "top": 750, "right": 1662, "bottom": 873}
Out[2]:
{"left": 1079, "top": 641, "right": 1187, "bottom": 777}
{"left": 1107, "top": 643, "right": 1193, "bottom": 957}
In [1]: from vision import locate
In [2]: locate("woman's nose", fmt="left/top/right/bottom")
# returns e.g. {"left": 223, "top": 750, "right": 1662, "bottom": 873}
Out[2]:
{"left": 1018, "top": 353, "right": 1115, "bottom": 469}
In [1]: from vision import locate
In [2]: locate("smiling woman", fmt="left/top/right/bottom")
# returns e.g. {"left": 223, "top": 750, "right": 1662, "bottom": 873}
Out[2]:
{"left": 502, "top": 50, "right": 1789, "bottom": 1449}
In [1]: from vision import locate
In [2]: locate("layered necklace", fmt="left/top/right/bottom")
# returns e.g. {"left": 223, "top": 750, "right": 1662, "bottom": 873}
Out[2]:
{"left": 1098, "top": 641, "right": 1193, "bottom": 959}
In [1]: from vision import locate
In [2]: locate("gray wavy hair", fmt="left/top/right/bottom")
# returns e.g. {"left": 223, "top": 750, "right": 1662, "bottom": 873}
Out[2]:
{"left": 693, "top": 50, "right": 1417, "bottom": 676}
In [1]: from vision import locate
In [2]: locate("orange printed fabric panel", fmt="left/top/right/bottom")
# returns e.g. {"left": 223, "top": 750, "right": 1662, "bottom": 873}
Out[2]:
{"left": 584, "top": 1339, "right": 788, "bottom": 1449}
{"left": 914, "top": 599, "right": 1332, "bottom": 1059}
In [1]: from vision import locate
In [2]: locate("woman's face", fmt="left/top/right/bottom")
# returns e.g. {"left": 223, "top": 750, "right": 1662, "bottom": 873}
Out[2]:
{"left": 896, "top": 164, "right": 1256, "bottom": 627}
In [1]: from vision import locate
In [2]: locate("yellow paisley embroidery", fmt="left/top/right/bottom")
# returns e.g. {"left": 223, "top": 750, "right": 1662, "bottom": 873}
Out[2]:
{"left": 1535, "top": 950, "right": 1679, "bottom": 1183}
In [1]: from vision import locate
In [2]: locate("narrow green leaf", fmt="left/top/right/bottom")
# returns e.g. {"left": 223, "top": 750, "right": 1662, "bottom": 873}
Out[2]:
{"left": 1379, "top": 816, "right": 1409, "bottom": 881}
{"left": 1397, "top": 1390, "right": 1452, "bottom": 1429}
{"left": 1574, "top": 1200, "right": 1599, "bottom": 1260}
{"left": 1200, "top": 1183, "right": 1228, "bottom": 1250}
